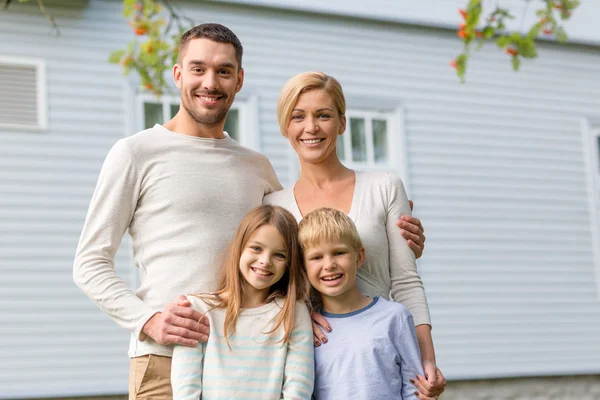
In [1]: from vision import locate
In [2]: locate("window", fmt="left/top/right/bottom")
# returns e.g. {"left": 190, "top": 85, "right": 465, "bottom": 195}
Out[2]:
{"left": 0, "top": 56, "right": 47, "bottom": 131}
{"left": 337, "top": 110, "right": 397, "bottom": 170}
{"left": 136, "top": 94, "right": 259, "bottom": 150}
{"left": 582, "top": 119, "right": 600, "bottom": 291}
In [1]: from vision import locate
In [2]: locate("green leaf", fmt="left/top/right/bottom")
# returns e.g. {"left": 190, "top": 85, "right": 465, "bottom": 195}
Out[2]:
{"left": 496, "top": 36, "right": 510, "bottom": 48}
{"left": 108, "top": 49, "right": 125, "bottom": 63}
{"left": 555, "top": 27, "right": 568, "bottom": 42}
{"left": 511, "top": 56, "right": 521, "bottom": 71}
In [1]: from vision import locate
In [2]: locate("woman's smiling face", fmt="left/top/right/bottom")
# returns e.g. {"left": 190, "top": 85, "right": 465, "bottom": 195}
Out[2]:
{"left": 286, "top": 89, "right": 346, "bottom": 165}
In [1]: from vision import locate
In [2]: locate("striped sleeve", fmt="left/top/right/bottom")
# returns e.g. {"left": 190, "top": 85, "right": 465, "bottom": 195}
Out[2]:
{"left": 282, "top": 302, "right": 315, "bottom": 399}
{"left": 171, "top": 342, "right": 205, "bottom": 399}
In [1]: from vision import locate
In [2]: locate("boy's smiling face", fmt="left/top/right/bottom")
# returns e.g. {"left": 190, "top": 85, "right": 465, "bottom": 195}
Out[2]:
{"left": 303, "top": 240, "right": 365, "bottom": 299}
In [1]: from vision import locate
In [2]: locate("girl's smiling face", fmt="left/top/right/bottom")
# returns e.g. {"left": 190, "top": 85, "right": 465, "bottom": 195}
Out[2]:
{"left": 239, "top": 224, "right": 288, "bottom": 306}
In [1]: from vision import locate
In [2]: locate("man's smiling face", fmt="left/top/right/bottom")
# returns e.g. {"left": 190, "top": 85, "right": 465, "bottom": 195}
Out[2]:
{"left": 175, "top": 38, "right": 244, "bottom": 127}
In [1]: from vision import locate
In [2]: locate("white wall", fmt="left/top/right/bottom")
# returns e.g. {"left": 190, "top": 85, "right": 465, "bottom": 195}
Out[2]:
{"left": 220, "top": 0, "right": 600, "bottom": 45}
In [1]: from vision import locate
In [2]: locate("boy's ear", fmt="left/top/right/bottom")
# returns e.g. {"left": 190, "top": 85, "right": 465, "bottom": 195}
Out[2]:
{"left": 356, "top": 248, "right": 366, "bottom": 269}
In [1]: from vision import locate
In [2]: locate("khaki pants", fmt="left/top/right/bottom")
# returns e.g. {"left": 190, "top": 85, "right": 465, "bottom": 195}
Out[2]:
{"left": 129, "top": 354, "right": 172, "bottom": 400}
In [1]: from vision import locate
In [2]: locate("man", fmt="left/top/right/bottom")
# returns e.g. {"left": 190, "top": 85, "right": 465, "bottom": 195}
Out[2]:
{"left": 74, "top": 23, "right": 426, "bottom": 399}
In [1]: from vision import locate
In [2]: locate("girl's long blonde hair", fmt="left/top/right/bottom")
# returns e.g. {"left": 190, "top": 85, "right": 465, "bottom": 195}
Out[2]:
{"left": 193, "top": 205, "right": 309, "bottom": 345}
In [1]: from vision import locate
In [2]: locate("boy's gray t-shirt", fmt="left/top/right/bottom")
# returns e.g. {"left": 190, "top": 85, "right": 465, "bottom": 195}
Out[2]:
{"left": 313, "top": 297, "right": 424, "bottom": 400}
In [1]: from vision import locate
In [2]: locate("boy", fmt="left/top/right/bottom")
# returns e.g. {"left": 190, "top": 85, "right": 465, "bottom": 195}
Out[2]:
{"left": 298, "top": 208, "right": 424, "bottom": 400}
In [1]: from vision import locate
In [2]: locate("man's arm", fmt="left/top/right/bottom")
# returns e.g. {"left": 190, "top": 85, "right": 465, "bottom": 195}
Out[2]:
{"left": 73, "top": 139, "right": 158, "bottom": 339}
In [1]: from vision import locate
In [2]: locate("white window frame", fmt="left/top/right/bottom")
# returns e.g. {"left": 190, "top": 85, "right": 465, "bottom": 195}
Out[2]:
{"left": 135, "top": 93, "right": 260, "bottom": 151}
{"left": 581, "top": 118, "right": 600, "bottom": 297}
{"left": 287, "top": 106, "right": 408, "bottom": 193}
{"left": 0, "top": 56, "right": 47, "bottom": 132}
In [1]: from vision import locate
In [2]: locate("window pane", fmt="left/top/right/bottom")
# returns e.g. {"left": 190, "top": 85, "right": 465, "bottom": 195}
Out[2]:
{"left": 224, "top": 109, "right": 239, "bottom": 141}
{"left": 144, "top": 102, "right": 162, "bottom": 129}
{"left": 372, "top": 119, "right": 388, "bottom": 164}
{"left": 170, "top": 104, "right": 179, "bottom": 119}
{"left": 336, "top": 135, "right": 345, "bottom": 161}
{"left": 350, "top": 117, "right": 366, "bottom": 162}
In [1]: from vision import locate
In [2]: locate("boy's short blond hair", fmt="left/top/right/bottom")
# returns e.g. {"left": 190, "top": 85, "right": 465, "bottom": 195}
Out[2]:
{"left": 298, "top": 208, "right": 363, "bottom": 252}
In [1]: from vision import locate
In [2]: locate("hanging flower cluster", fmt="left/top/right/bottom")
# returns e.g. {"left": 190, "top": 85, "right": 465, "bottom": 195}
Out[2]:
{"left": 108, "top": 0, "right": 193, "bottom": 95}
{"left": 451, "top": 0, "right": 579, "bottom": 81}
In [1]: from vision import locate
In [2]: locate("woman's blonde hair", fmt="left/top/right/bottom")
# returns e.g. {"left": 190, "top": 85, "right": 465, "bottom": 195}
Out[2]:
{"left": 192, "top": 205, "right": 309, "bottom": 346}
{"left": 277, "top": 72, "right": 346, "bottom": 137}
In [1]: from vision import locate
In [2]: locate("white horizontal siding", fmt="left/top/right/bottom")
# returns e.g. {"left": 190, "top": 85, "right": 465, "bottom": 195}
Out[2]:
{"left": 219, "top": 0, "right": 600, "bottom": 45}
{"left": 1, "top": 0, "right": 599, "bottom": 398}
{"left": 0, "top": 0, "right": 133, "bottom": 398}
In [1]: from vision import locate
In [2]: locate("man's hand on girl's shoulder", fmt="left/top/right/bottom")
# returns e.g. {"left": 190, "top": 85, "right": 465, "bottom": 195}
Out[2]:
{"left": 141, "top": 295, "right": 210, "bottom": 347}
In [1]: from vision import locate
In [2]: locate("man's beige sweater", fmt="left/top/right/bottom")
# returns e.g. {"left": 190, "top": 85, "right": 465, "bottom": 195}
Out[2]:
{"left": 73, "top": 124, "right": 281, "bottom": 358}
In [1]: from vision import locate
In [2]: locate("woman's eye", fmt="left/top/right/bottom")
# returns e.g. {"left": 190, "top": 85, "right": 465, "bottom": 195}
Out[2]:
{"left": 311, "top": 256, "right": 322, "bottom": 261}
{"left": 250, "top": 246, "right": 261, "bottom": 252}
{"left": 318, "top": 114, "right": 331, "bottom": 119}
{"left": 291, "top": 115, "right": 303, "bottom": 120}
{"left": 275, "top": 253, "right": 286, "bottom": 260}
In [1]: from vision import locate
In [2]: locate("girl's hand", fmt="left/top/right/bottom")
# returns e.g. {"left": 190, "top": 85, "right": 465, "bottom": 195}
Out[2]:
{"left": 411, "top": 361, "right": 446, "bottom": 399}
{"left": 397, "top": 200, "right": 426, "bottom": 259}
{"left": 311, "top": 311, "right": 331, "bottom": 347}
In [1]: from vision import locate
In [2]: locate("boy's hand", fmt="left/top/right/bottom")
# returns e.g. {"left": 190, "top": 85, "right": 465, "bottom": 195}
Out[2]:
{"left": 311, "top": 312, "right": 331, "bottom": 347}
{"left": 397, "top": 200, "right": 426, "bottom": 259}
{"left": 141, "top": 295, "right": 210, "bottom": 347}
{"left": 411, "top": 361, "right": 446, "bottom": 398}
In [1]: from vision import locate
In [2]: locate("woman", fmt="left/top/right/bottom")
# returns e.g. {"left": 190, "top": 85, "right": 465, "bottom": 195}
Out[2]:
{"left": 264, "top": 72, "right": 445, "bottom": 399}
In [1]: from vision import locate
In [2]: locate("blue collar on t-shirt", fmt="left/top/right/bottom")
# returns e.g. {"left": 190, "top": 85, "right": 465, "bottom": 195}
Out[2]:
{"left": 320, "top": 297, "right": 379, "bottom": 318}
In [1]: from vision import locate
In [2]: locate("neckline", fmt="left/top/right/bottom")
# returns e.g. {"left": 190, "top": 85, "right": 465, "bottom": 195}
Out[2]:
{"left": 154, "top": 123, "right": 233, "bottom": 143}
{"left": 291, "top": 170, "right": 361, "bottom": 219}
{"left": 320, "top": 296, "right": 379, "bottom": 318}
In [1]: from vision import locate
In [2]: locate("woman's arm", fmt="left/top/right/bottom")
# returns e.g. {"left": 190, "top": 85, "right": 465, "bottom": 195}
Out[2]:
{"left": 384, "top": 174, "right": 445, "bottom": 396}
{"left": 282, "top": 303, "right": 315, "bottom": 399}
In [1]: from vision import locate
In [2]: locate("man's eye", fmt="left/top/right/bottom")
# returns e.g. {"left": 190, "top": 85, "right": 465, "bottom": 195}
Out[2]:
{"left": 219, "top": 69, "right": 231, "bottom": 75}
{"left": 192, "top": 68, "right": 203, "bottom": 73}
{"left": 334, "top": 251, "right": 346, "bottom": 256}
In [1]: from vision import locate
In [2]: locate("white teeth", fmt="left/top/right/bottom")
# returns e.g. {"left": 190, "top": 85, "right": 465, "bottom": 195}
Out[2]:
{"left": 302, "top": 139, "right": 323, "bottom": 144}
{"left": 322, "top": 274, "right": 342, "bottom": 281}
{"left": 199, "top": 96, "right": 218, "bottom": 102}
{"left": 251, "top": 267, "right": 272, "bottom": 276}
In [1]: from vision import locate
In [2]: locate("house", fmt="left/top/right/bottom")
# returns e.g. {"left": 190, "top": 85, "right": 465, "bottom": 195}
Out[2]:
{"left": 1, "top": 0, "right": 599, "bottom": 398}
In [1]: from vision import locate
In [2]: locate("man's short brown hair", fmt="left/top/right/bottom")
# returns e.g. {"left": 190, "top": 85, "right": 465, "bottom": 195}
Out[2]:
{"left": 178, "top": 23, "right": 243, "bottom": 68}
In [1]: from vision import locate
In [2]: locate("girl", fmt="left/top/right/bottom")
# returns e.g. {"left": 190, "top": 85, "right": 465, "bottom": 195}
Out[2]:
{"left": 171, "top": 205, "right": 314, "bottom": 400}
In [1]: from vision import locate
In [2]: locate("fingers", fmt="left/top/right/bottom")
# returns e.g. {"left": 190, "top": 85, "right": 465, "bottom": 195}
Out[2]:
{"left": 407, "top": 240, "right": 423, "bottom": 259}
{"left": 311, "top": 312, "right": 330, "bottom": 346}
{"left": 162, "top": 304, "right": 210, "bottom": 345}
{"left": 312, "top": 320, "right": 328, "bottom": 346}
{"left": 411, "top": 375, "right": 434, "bottom": 397}
{"left": 398, "top": 215, "right": 424, "bottom": 236}
{"left": 176, "top": 294, "right": 191, "bottom": 307}
{"left": 311, "top": 312, "right": 331, "bottom": 332}
{"left": 413, "top": 373, "right": 445, "bottom": 397}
